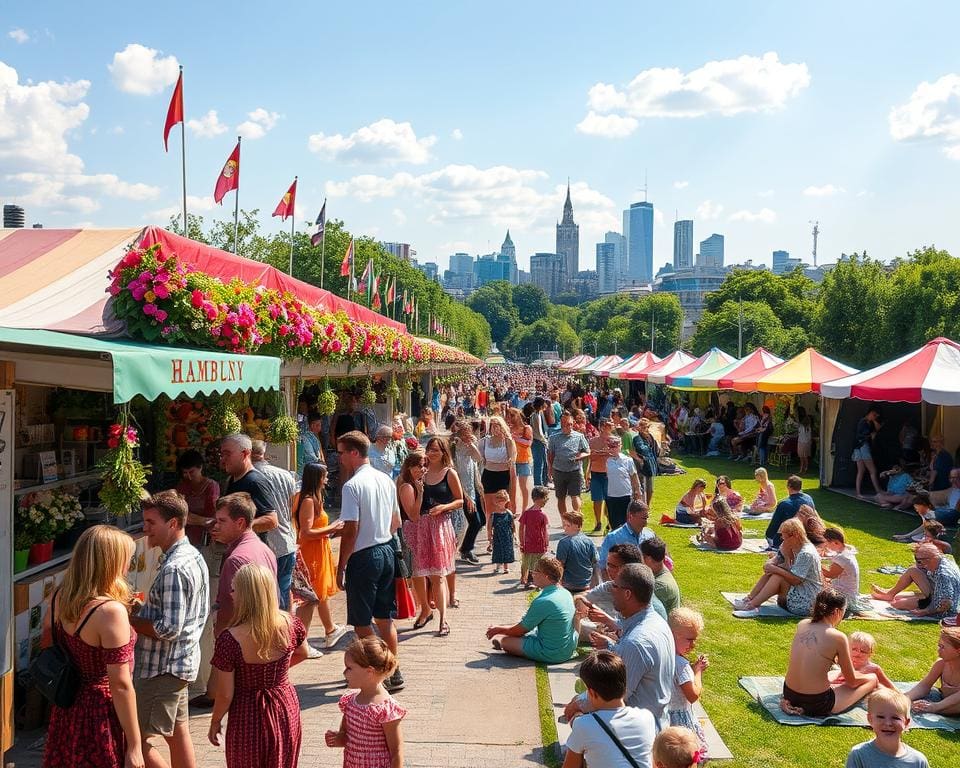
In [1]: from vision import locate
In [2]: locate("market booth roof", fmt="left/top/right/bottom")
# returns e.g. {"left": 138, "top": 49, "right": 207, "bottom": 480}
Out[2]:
{"left": 742, "top": 348, "right": 858, "bottom": 394}
{"left": 820, "top": 337, "right": 960, "bottom": 405}
{"left": 0, "top": 327, "right": 280, "bottom": 403}
{"left": 664, "top": 348, "right": 737, "bottom": 389}
{"left": 621, "top": 350, "right": 695, "bottom": 381}
{"left": 712, "top": 348, "right": 786, "bottom": 390}
{"left": 558, "top": 354, "right": 593, "bottom": 371}
{"left": 607, "top": 352, "right": 661, "bottom": 379}
{"left": 591, "top": 355, "right": 625, "bottom": 375}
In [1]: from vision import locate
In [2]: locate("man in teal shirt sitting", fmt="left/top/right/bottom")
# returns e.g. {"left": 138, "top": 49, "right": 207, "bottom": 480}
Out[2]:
{"left": 486, "top": 555, "right": 577, "bottom": 664}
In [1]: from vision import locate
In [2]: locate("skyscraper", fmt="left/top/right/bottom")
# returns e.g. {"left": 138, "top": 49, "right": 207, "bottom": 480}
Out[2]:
{"left": 498, "top": 230, "right": 519, "bottom": 283}
{"left": 530, "top": 252, "right": 564, "bottom": 298}
{"left": 596, "top": 242, "right": 617, "bottom": 294}
{"left": 556, "top": 182, "right": 579, "bottom": 288}
{"left": 698, "top": 233, "right": 724, "bottom": 268}
{"left": 449, "top": 252, "right": 473, "bottom": 276}
{"left": 625, "top": 201, "right": 654, "bottom": 283}
{"left": 673, "top": 219, "right": 693, "bottom": 270}
{"left": 605, "top": 231, "right": 627, "bottom": 276}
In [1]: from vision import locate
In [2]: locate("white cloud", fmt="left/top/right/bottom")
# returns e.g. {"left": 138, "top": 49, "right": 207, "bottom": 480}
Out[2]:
{"left": 236, "top": 107, "right": 280, "bottom": 140}
{"left": 575, "top": 111, "right": 639, "bottom": 138}
{"left": 392, "top": 208, "right": 407, "bottom": 225}
{"left": 187, "top": 109, "right": 228, "bottom": 138}
{"left": 696, "top": 200, "right": 724, "bottom": 220}
{"left": 654, "top": 209, "right": 665, "bottom": 227}
{"left": 451, "top": 128, "right": 463, "bottom": 140}
{"left": 0, "top": 61, "right": 159, "bottom": 214}
{"left": 108, "top": 43, "right": 179, "bottom": 95}
{"left": 8, "top": 28, "right": 29, "bottom": 44}
{"left": 889, "top": 74, "right": 960, "bottom": 158}
{"left": 579, "top": 52, "right": 810, "bottom": 134}
{"left": 729, "top": 207, "right": 777, "bottom": 223}
{"left": 673, "top": 180, "right": 689, "bottom": 189}
{"left": 856, "top": 189, "right": 871, "bottom": 198}
{"left": 803, "top": 183, "right": 845, "bottom": 197}
{"left": 308, "top": 118, "right": 437, "bottom": 164}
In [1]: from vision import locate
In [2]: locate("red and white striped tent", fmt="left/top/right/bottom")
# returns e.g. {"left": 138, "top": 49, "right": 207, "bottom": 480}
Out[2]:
{"left": 821, "top": 337, "right": 960, "bottom": 405}
{"left": 607, "top": 351, "right": 661, "bottom": 379}
{"left": 558, "top": 353, "right": 594, "bottom": 372}
{"left": 581, "top": 354, "right": 623, "bottom": 374}
{"left": 620, "top": 350, "right": 695, "bottom": 381}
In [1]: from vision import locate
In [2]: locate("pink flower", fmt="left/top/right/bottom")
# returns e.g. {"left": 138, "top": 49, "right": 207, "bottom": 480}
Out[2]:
{"left": 191, "top": 289, "right": 204, "bottom": 308}
{"left": 330, "top": 339, "right": 342, "bottom": 353}
{"left": 143, "top": 303, "right": 157, "bottom": 316}
{"left": 154, "top": 309, "right": 168, "bottom": 323}
{"left": 153, "top": 284, "right": 170, "bottom": 300}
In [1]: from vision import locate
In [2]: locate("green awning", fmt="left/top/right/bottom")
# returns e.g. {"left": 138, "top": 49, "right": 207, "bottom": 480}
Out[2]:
{"left": 0, "top": 327, "right": 280, "bottom": 403}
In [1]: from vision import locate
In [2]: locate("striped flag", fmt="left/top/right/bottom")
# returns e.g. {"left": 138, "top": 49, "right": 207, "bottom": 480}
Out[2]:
{"left": 386, "top": 276, "right": 396, "bottom": 305}
{"left": 358, "top": 259, "right": 372, "bottom": 294}
{"left": 310, "top": 200, "right": 326, "bottom": 247}
{"left": 340, "top": 239, "right": 354, "bottom": 277}
{"left": 371, "top": 272, "right": 381, "bottom": 310}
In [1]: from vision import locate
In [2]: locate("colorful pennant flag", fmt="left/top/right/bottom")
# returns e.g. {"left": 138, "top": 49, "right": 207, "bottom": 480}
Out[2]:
{"left": 272, "top": 178, "right": 297, "bottom": 220}
{"left": 386, "top": 277, "right": 396, "bottom": 305}
{"left": 358, "top": 260, "right": 372, "bottom": 294}
{"left": 310, "top": 200, "right": 326, "bottom": 246}
{"left": 340, "top": 239, "right": 354, "bottom": 277}
{"left": 213, "top": 141, "right": 241, "bottom": 204}
{"left": 163, "top": 68, "right": 184, "bottom": 152}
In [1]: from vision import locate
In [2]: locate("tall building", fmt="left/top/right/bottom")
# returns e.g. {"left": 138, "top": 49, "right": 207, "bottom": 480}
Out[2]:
{"left": 379, "top": 241, "right": 415, "bottom": 261}
{"left": 556, "top": 182, "right": 579, "bottom": 288}
{"left": 530, "top": 252, "right": 564, "bottom": 298}
{"left": 596, "top": 242, "right": 618, "bottom": 294}
{"left": 624, "top": 201, "right": 654, "bottom": 283}
{"left": 673, "top": 219, "right": 693, "bottom": 270}
{"left": 698, "top": 233, "right": 724, "bottom": 268}
{"left": 605, "top": 231, "right": 627, "bottom": 276}
{"left": 500, "top": 230, "right": 516, "bottom": 263}
{"left": 772, "top": 249, "right": 803, "bottom": 274}
{"left": 449, "top": 252, "right": 473, "bottom": 276}
{"left": 473, "top": 253, "right": 512, "bottom": 286}
{"left": 3, "top": 204, "right": 25, "bottom": 228}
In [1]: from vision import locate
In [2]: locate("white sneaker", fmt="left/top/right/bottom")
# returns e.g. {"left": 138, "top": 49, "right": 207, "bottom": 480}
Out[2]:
{"left": 305, "top": 644, "right": 324, "bottom": 659}
{"left": 733, "top": 608, "right": 761, "bottom": 619}
{"left": 324, "top": 625, "right": 350, "bottom": 649}
{"left": 732, "top": 597, "right": 752, "bottom": 610}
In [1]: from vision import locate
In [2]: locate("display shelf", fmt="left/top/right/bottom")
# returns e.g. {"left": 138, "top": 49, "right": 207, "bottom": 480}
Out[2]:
{"left": 13, "top": 471, "right": 102, "bottom": 496}
{"left": 14, "top": 521, "right": 144, "bottom": 582}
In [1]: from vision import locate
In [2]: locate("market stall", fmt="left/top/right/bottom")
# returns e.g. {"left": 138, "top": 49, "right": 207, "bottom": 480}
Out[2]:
{"left": 714, "top": 348, "right": 786, "bottom": 390}
{"left": 607, "top": 351, "right": 661, "bottom": 379}
{"left": 664, "top": 348, "right": 737, "bottom": 390}
{"left": 620, "top": 350, "right": 695, "bottom": 382}
{"left": 558, "top": 353, "right": 593, "bottom": 372}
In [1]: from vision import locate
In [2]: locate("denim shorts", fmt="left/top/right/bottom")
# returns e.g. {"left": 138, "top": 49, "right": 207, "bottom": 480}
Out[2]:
{"left": 276, "top": 552, "right": 296, "bottom": 611}
{"left": 589, "top": 472, "right": 608, "bottom": 502}
{"left": 515, "top": 462, "right": 532, "bottom": 477}
{"left": 851, "top": 444, "right": 872, "bottom": 462}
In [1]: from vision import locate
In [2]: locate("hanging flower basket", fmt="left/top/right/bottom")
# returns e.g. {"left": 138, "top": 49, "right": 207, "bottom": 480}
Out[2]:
{"left": 98, "top": 417, "right": 150, "bottom": 520}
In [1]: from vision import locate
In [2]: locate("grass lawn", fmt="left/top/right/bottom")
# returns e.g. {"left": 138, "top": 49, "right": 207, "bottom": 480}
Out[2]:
{"left": 575, "top": 456, "right": 958, "bottom": 767}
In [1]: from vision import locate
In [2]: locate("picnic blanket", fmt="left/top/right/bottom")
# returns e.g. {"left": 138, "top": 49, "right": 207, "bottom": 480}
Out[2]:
{"left": 739, "top": 676, "right": 960, "bottom": 730}
{"left": 720, "top": 592, "right": 944, "bottom": 622}
{"left": 875, "top": 564, "right": 908, "bottom": 575}
{"left": 661, "top": 511, "right": 773, "bottom": 527}
{"left": 739, "top": 511, "right": 774, "bottom": 520}
{"left": 690, "top": 536, "right": 770, "bottom": 555}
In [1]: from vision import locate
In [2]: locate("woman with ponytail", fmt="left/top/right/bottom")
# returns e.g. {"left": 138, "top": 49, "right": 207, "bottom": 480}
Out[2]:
{"left": 779, "top": 587, "right": 877, "bottom": 718}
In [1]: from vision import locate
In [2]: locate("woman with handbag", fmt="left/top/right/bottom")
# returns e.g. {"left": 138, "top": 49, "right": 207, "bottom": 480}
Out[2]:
{"left": 40, "top": 525, "right": 145, "bottom": 768}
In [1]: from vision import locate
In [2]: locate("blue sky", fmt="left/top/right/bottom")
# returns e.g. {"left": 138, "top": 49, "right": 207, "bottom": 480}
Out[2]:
{"left": 2, "top": 1, "right": 960, "bottom": 275}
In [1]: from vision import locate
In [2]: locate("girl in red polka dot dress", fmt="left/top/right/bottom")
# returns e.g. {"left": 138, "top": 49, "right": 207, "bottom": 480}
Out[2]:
{"left": 325, "top": 636, "right": 406, "bottom": 768}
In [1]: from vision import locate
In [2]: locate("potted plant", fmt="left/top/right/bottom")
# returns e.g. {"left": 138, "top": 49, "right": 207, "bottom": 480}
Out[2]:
{"left": 13, "top": 526, "right": 32, "bottom": 573}
{"left": 18, "top": 488, "right": 84, "bottom": 564}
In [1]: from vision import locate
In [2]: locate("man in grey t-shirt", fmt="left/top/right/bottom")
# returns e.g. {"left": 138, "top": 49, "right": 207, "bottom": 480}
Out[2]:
{"left": 547, "top": 413, "right": 590, "bottom": 517}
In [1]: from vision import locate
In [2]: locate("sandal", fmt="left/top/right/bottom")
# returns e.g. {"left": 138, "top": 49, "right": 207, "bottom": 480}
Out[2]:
{"left": 448, "top": 598, "right": 460, "bottom": 608}
{"left": 437, "top": 622, "right": 451, "bottom": 637}
{"left": 412, "top": 613, "right": 435, "bottom": 630}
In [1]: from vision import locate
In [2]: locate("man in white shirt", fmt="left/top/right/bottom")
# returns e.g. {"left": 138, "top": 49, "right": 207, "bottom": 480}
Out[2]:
{"left": 336, "top": 430, "right": 404, "bottom": 691}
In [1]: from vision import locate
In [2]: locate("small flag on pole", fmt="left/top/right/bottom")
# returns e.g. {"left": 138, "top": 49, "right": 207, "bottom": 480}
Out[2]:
{"left": 311, "top": 200, "right": 326, "bottom": 246}
{"left": 372, "top": 273, "right": 382, "bottom": 310}
{"left": 340, "top": 239, "right": 354, "bottom": 277}
{"left": 163, "top": 69, "right": 184, "bottom": 152}
{"left": 386, "top": 277, "right": 396, "bottom": 305}
{"left": 272, "top": 178, "right": 297, "bottom": 220}
{"left": 358, "top": 260, "right": 372, "bottom": 294}
{"left": 214, "top": 141, "right": 241, "bottom": 204}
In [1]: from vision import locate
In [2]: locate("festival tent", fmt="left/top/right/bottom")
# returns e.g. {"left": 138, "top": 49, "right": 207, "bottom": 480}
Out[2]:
{"left": 820, "top": 338, "right": 960, "bottom": 487}
{"left": 729, "top": 348, "right": 858, "bottom": 394}
{"left": 625, "top": 350, "right": 696, "bottom": 382}
{"left": 664, "top": 348, "right": 737, "bottom": 390}
{"left": 580, "top": 355, "right": 622, "bottom": 374}
{"left": 608, "top": 351, "right": 661, "bottom": 379}
{"left": 711, "top": 348, "right": 785, "bottom": 390}
{"left": 559, "top": 354, "right": 593, "bottom": 371}
{"left": 593, "top": 355, "right": 626, "bottom": 376}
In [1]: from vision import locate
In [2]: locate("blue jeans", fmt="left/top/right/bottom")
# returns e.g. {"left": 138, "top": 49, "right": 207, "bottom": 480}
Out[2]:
{"left": 276, "top": 552, "right": 296, "bottom": 611}
{"left": 532, "top": 440, "right": 548, "bottom": 486}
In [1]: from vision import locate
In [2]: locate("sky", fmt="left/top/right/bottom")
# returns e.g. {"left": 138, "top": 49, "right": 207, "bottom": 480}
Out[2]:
{"left": 2, "top": 1, "right": 960, "bottom": 276}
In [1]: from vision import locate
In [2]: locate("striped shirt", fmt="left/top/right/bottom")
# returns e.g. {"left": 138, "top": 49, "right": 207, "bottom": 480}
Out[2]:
{"left": 135, "top": 536, "right": 209, "bottom": 681}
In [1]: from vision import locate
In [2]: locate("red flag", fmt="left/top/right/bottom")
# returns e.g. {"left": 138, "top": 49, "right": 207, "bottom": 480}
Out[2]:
{"left": 272, "top": 178, "right": 297, "bottom": 220}
{"left": 214, "top": 141, "right": 240, "bottom": 204}
{"left": 340, "top": 240, "right": 354, "bottom": 277}
{"left": 163, "top": 68, "right": 183, "bottom": 152}
{"left": 372, "top": 291, "right": 382, "bottom": 310}
{"left": 386, "top": 277, "right": 396, "bottom": 305}
{"left": 358, "top": 260, "right": 372, "bottom": 294}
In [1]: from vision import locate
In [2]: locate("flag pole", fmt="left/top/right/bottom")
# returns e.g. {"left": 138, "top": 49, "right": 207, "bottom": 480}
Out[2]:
{"left": 319, "top": 226, "right": 326, "bottom": 290}
{"left": 233, "top": 135, "right": 241, "bottom": 254}
{"left": 179, "top": 66, "right": 187, "bottom": 237}
{"left": 346, "top": 239, "right": 353, "bottom": 302}
{"left": 287, "top": 176, "right": 297, "bottom": 275}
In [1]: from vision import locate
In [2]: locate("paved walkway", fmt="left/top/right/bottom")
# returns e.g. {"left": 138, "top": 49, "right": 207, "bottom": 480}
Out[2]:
{"left": 6, "top": 498, "right": 556, "bottom": 768}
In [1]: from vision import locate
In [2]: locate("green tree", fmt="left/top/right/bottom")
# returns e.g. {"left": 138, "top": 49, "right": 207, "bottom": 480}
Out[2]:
{"left": 690, "top": 300, "right": 790, "bottom": 356}
{"left": 511, "top": 284, "right": 550, "bottom": 325}
{"left": 704, "top": 268, "right": 817, "bottom": 329}
{"left": 629, "top": 294, "right": 684, "bottom": 356}
{"left": 466, "top": 281, "right": 519, "bottom": 344}
{"left": 503, "top": 318, "right": 580, "bottom": 359}
{"left": 884, "top": 247, "right": 960, "bottom": 355}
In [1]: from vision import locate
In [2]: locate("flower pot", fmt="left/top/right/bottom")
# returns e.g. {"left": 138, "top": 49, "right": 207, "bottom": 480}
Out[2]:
{"left": 29, "top": 540, "right": 55, "bottom": 565}
{"left": 14, "top": 549, "right": 30, "bottom": 573}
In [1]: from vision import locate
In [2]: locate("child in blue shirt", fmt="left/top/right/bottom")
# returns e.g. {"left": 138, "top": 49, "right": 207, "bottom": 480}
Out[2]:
{"left": 555, "top": 510, "right": 597, "bottom": 593}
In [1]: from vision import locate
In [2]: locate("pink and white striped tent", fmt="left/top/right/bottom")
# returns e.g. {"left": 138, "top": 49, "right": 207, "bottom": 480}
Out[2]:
{"left": 620, "top": 350, "right": 695, "bottom": 381}
{"left": 607, "top": 351, "right": 661, "bottom": 379}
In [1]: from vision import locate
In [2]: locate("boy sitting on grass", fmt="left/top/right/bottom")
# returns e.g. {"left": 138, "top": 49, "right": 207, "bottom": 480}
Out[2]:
{"left": 556, "top": 510, "right": 598, "bottom": 594}
{"left": 845, "top": 688, "right": 929, "bottom": 767}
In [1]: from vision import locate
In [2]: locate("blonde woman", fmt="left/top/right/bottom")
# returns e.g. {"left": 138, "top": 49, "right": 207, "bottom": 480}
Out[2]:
{"left": 744, "top": 467, "right": 778, "bottom": 515}
{"left": 700, "top": 496, "right": 743, "bottom": 551}
{"left": 482, "top": 415, "right": 517, "bottom": 549}
{"left": 42, "top": 525, "right": 144, "bottom": 768}
{"left": 208, "top": 563, "right": 309, "bottom": 768}
{"left": 507, "top": 407, "right": 534, "bottom": 513}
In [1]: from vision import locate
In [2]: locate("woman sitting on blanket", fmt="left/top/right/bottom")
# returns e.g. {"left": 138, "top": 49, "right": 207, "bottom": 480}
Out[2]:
{"left": 713, "top": 475, "right": 743, "bottom": 516}
{"left": 733, "top": 518, "right": 823, "bottom": 616}
{"left": 779, "top": 587, "right": 878, "bottom": 717}
{"left": 797, "top": 504, "right": 827, "bottom": 546}
{"left": 675, "top": 478, "right": 709, "bottom": 524}
{"left": 699, "top": 497, "right": 742, "bottom": 551}
{"left": 743, "top": 467, "right": 777, "bottom": 515}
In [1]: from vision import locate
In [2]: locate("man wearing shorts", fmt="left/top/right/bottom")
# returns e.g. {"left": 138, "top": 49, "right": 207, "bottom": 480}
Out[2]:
{"left": 587, "top": 418, "right": 615, "bottom": 532}
{"left": 131, "top": 491, "right": 208, "bottom": 768}
{"left": 548, "top": 413, "right": 591, "bottom": 518}
{"left": 336, "top": 430, "right": 405, "bottom": 692}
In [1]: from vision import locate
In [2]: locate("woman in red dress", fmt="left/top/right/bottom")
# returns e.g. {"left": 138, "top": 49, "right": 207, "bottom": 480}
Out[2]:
{"left": 42, "top": 525, "right": 144, "bottom": 768}
{"left": 208, "top": 563, "right": 309, "bottom": 768}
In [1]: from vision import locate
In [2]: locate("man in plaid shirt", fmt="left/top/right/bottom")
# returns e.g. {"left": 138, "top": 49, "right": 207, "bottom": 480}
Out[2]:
{"left": 131, "top": 490, "right": 209, "bottom": 768}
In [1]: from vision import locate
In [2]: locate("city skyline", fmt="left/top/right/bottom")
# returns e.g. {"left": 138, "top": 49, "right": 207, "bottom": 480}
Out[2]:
{"left": 2, "top": 2, "right": 960, "bottom": 277}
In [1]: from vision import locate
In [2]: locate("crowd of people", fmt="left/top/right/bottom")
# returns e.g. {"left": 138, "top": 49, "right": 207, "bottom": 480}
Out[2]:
{"left": 34, "top": 366, "right": 958, "bottom": 768}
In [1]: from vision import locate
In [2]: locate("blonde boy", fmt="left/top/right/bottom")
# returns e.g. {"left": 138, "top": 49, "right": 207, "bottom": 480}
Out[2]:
{"left": 845, "top": 689, "right": 929, "bottom": 767}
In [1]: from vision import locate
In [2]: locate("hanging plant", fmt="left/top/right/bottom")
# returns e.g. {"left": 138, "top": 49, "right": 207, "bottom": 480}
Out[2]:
{"left": 209, "top": 396, "right": 242, "bottom": 438}
{"left": 268, "top": 415, "right": 299, "bottom": 444}
{"left": 359, "top": 381, "right": 377, "bottom": 406}
{"left": 386, "top": 376, "right": 401, "bottom": 407}
{"left": 316, "top": 380, "right": 337, "bottom": 416}
{"left": 98, "top": 418, "right": 150, "bottom": 520}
